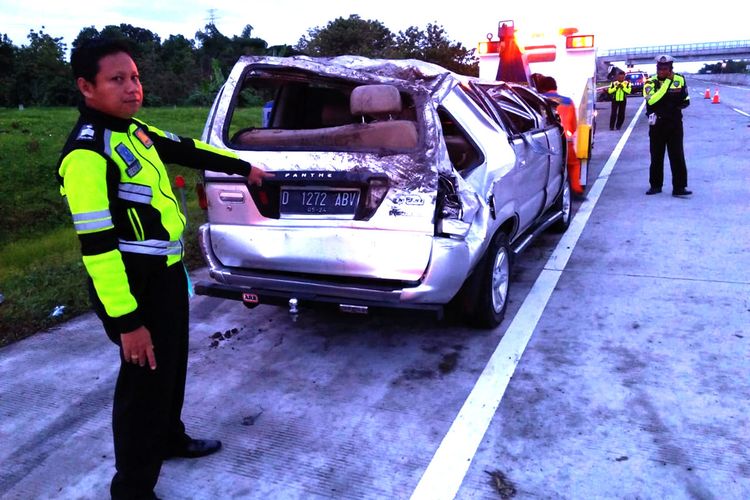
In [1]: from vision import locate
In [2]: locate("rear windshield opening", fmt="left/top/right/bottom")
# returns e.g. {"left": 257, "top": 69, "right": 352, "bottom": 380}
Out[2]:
{"left": 227, "top": 73, "right": 421, "bottom": 153}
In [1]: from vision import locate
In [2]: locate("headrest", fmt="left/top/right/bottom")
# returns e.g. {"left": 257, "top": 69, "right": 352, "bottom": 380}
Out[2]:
{"left": 350, "top": 85, "right": 402, "bottom": 117}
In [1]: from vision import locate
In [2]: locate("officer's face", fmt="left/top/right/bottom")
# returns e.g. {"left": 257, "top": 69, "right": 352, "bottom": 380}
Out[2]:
{"left": 656, "top": 64, "right": 672, "bottom": 80}
{"left": 78, "top": 52, "right": 143, "bottom": 119}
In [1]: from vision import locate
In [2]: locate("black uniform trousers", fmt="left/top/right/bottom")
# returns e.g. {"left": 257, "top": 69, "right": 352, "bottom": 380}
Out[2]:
{"left": 648, "top": 118, "right": 688, "bottom": 191}
{"left": 610, "top": 99, "right": 627, "bottom": 130}
{"left": 91, "top": 259, "right": 190, "bottom": 500}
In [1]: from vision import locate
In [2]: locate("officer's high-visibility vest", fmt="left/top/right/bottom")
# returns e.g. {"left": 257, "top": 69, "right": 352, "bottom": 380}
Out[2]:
{"left": 607, "top": 80, "right": 631, "bottom": 102}
{"left": 643, "top": 73, "right": 690, "bottom": 120}
{"left": 56, "top": 105, "right": 250, "bottom": 332}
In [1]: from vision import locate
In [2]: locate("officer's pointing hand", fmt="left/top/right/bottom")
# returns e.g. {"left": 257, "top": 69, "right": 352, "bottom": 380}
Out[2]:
{"left": 248, "top": 163, "right": 274, "bottom": 187}
{"left": 121, "top": 326, "right": 157, "bottom": 370}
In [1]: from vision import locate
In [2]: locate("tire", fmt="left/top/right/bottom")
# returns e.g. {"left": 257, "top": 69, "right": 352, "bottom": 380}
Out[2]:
{"left": 465, "top": 232, "right": 512, "bottom": 329}
{"left": 552, "top": 148, "right": 572, "bottom": 233}
{"left": 551, "top": 172, "right": 571, "bottom": 233}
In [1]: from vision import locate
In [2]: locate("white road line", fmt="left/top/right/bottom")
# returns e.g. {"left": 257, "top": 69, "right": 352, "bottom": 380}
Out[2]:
{"left": 690, "top": 80, "right": 750, "bottom": 92}
{"left": 410, "top": 100, "right": 647, "bottom": 500}
{"left": 716, "top": 83, "right": 750, "bottom": 92}
{"left": 692, "top": 87, "right": 749, "bottom": 116}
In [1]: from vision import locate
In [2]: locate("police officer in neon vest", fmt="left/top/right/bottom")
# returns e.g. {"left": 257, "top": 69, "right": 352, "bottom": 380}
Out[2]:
{"left": 644, "top": 54, "right": 692, "bottom": 197}
{"left": 607, "top": 70, "right": 631, "bottom": 130}
{"left": 56, "top": 38, "right": 272, "bottom": 499}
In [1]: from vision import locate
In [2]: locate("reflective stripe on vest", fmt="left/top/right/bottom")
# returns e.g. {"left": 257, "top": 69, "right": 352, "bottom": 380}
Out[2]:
{"left": 72, "top": 209, "right": 113, "bottom": 233}
{"left": 118, "top": 183, "right": 153, "bottom": 204}
{"left": 118, "top": 239, "right": 182, "bottom": 256}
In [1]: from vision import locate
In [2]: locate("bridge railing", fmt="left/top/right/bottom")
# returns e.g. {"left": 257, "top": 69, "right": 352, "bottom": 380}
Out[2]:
{"left": 599, "top": 40, "right": 750, "bottom": 58}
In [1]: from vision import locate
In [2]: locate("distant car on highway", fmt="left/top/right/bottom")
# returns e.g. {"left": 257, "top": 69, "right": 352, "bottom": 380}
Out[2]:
{"left": 195, "top": 56, "right": 571, "bottom": 327}
{"left": 597, "top": 69, "right": 649, "bottom": 101}
{"left": 625, "top": 70, "right": 649, "bottom": 95}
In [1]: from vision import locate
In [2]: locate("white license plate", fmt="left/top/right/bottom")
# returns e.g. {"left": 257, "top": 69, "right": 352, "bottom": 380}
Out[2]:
{"left": 279, "top": 187, "right": 360, "bottom": 217}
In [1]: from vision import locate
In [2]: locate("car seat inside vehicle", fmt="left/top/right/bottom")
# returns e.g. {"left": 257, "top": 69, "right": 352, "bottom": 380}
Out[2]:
{"left": 233, "top": 84, "right": 418, "bottom": 150}
{"left": 438, "top": 107, "right": 482, "bottom": 172}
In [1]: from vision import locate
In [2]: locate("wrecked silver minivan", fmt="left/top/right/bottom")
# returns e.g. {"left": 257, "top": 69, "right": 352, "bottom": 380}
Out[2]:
{"left": 195, "top": 55, "right": 570, "bottom": 327}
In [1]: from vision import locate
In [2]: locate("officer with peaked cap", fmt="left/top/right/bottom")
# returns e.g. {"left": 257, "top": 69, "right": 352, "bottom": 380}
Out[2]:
{"left": 656, "top": 54, "right": 673, "bottom": 64}
{"left": 57, "top": 38, "right": 272, "bottom": 499}
{"left": 643, "top": 54, "right": 692, "bottom": 196}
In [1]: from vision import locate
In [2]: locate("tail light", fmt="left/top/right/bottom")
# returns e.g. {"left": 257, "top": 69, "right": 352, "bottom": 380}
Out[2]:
{"left": 566, "top": 34, "right": 594, "bottom": 49}
{"left": 195, "top": 182, "right": 208, "bottom": 210}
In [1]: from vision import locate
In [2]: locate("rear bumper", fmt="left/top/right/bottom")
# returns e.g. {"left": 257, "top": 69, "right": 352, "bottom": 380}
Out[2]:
{"left": 194, "top": 280, "right": 445, "bottom": 317}
{"left": 197, "top": 223, "right": 471, "bottom": 311}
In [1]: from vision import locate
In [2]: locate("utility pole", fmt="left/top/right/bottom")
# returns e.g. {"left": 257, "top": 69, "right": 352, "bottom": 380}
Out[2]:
{"left": 206, "top": 8, "right": 220, "bottom": 26}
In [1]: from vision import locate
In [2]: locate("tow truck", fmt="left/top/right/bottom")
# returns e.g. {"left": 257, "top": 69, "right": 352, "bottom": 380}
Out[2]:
{"left": 477, "top": 20, "right": 597, "bottom": 189}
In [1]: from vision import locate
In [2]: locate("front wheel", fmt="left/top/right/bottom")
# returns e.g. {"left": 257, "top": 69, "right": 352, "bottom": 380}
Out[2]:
{"left": 467, "top": 232, "right": 512, "bottom": 329}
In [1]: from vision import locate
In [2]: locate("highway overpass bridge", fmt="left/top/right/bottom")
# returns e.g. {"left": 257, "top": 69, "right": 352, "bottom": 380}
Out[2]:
{"left": 596, "top": 40, "right": 750, "bottom": 76}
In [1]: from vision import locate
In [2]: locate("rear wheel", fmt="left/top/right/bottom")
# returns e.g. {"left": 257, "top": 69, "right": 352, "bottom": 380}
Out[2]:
{"left": 466, "top": 232, "right": 512, "bottom": 329}
{"left": 552, "top": 173, "right": 571, "bottom": 233}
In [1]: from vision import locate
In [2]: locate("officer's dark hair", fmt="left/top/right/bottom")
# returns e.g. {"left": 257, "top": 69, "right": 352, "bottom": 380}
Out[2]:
{"left": 536, "top": 76, "right": 557, "bottom": 93}
{"left": 71, "top": 38, "right": 135, "bottom": 83}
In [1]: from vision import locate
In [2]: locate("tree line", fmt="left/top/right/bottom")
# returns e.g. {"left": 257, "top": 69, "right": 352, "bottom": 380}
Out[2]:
{"left": 697, "top": 59, "right": 748, "bottom": 75}
{"left": 0, "top": 15, "right": 478, "bottom": 108}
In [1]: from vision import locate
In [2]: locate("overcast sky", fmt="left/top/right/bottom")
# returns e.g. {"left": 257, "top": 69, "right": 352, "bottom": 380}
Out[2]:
{"left": 2, "top": 0, "right": 746, "bottom": 68}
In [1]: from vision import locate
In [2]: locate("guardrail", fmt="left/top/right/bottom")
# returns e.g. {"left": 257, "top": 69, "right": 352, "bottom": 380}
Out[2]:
{"left": 689, "top": 73, "right": 750, "bottom": 86}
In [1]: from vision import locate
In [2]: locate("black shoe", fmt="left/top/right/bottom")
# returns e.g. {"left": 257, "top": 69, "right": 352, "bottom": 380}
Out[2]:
{"left": 165, "top": 438, "right": 222, "bottom": 459}
{"left": 609, "top": 127, "right": 614, "bottom": 131}
{"left": 645, "top": 187, "right": 662, "bottom": 195}
{"left": 672, "top": 189, "right": 693, "bottom": 197}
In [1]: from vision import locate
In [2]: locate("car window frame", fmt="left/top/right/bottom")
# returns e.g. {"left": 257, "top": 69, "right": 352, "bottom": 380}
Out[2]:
{"left": 224, "top": 67, "right": 424, "bottom": 154}
{"left": 434, "top": 93, "right": 487, "bottom": 174}
{"left": 507, "top": 85, "right": 557, "bottom": 130}
{"left": 472, "top": 82, "right": 539, "bottom": 136}
{"left": 465, "top": 81, "right": 512, "bottom": 134}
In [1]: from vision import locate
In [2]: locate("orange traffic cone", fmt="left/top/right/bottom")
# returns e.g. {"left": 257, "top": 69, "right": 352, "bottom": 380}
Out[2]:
{"left": 712, "top": 89, "right": 720, "bottom": 104}
{"left": 704, "top": 88, "right": 711, "bottom": 99}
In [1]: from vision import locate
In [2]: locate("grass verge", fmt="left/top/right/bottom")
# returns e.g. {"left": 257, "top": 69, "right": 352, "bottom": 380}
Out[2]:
{"left": 0, "top": 106, "right": 260, "bottom": 347}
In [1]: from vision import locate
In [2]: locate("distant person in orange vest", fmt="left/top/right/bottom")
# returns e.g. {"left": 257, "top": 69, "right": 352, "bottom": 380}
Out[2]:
{"left": 607, "top": 70, "right": 631, "bottom": 130}
{"left": 536, "top": 76, "right": 584, "bottom": 198}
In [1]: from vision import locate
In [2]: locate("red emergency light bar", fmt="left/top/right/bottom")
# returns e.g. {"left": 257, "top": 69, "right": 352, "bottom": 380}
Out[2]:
{"left": 478, "top": 40, "right": 501, "bottom": 55}
{"left": 566, "top": 34, "right": 594, "bottom": 49}
{"left": 479, "top": 32, "right": 594, "bottom": 54}
{"left": 524, "top": 44, "right": 556, "bottom": 63}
